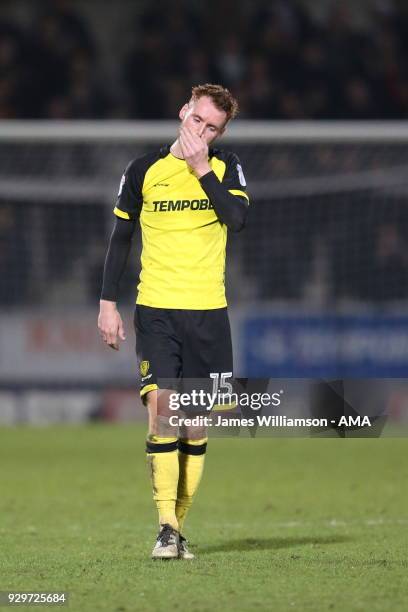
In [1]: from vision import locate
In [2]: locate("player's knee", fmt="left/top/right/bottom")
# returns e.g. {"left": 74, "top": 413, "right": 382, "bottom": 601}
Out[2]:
{"left": 146, "top": 390, "right": 178, "bottom": 437}
{"left": 179, "top": 425, "right": 207, "bottom": 440}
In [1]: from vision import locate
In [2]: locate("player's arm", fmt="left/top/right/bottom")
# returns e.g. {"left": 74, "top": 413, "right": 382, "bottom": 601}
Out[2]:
{"left": 198, "top": 169, "right": 248, "bottom": 232}
{"left": 98, "top": 217, "right": 136, "bottom": 349}
{"left": 179, "top": 127, "right": 249, "bottom": 232}
{"left": 100, "top": 217, "right": 136, "bottom": 302}
{"left": 98, "top": 159, "right": 142, "bottom": 350}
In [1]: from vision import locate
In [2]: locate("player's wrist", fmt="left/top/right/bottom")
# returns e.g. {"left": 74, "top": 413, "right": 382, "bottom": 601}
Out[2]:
{"left": 194, "top": 164, "right": 212, "bottom": 178}
{"left": 99, "top": 299, "right": 117, "bottom": 311}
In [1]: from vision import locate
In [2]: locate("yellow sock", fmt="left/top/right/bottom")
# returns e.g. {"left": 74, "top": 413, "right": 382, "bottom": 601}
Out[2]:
{"left": 176, "top": 438, "right": 207, "bottom": 533}
{"left": 146, "top": 435, "right": 179, "bottom": 530}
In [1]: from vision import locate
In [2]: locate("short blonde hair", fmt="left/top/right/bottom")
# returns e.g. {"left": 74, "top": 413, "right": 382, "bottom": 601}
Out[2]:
{"left": 191, "top": 83, "right": 239, "bottom": 122}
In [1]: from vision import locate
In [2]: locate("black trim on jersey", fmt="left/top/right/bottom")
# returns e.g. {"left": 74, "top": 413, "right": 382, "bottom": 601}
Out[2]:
{"left": 100, "top": 217, "right": 136, "bottom": 301}
{"left": 115, "top": 149, "right": 166, "bottom": 220}
{"left": 178, "top": 440, "right": 208, "bottom": 455}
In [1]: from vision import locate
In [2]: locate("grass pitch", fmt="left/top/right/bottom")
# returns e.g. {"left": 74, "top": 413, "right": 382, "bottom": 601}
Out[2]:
{"left": 1, "top": 425, "right": 407, "bottom": 612}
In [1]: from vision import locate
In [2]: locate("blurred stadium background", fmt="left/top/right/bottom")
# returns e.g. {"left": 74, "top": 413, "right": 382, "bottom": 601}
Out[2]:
{"left": 1, "top": 0, "right": 408, "bottom": 425}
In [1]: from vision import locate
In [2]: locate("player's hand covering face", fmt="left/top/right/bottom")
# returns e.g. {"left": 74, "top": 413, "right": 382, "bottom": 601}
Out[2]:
{"left": 180, "top": 95, "right": 226, "bottom": 144}
{"left": 178, "top": 95, "right": 227, "bottom": 176}
{"left": 178, "top": 96, "right": 227, "bottom": 176}
{"left": 179, "top": 126, "right": 209, "bottom": 175}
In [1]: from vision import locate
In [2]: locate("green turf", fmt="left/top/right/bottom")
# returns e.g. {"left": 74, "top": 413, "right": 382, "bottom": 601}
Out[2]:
{"left": 1, "top": 425, "right": 407, "bottom": 612}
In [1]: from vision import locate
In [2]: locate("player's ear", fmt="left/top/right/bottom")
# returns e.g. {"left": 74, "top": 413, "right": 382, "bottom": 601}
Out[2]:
{"left": 179, "top": 104, "right": 189, "bottom": 121}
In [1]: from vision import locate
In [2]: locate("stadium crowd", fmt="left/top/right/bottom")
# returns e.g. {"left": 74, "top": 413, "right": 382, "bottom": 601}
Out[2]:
{"left": 2, "top": 0, "right": 408, "bottom": 119}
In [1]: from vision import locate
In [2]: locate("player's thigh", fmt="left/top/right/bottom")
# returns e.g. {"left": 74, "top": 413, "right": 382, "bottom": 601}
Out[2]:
{"left": 134, "top": 305, "right": 182, "bottom": 398}
{"left": 182, "top": 307, "right": 233, "bottom": 378}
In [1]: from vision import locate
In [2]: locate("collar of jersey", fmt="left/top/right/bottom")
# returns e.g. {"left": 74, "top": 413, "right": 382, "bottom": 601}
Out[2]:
{"left": 162, "top": 144, "right": 186, "bottom": 165}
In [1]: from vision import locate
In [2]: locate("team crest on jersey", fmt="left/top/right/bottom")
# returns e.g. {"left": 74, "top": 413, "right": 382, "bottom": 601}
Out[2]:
{"left": 118, "top": 174, "right": 126, "bottom": 196}
{"left": 140, "top": 360, "right": 150, "bottom": 377}
{"left": 237, "top": 164, "right": 246, "bottom": 187}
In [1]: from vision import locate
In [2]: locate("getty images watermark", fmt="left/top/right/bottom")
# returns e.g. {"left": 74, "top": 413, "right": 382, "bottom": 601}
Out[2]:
{"left": 168, "top": 387, "right": 284, "bottom": 428}
{"left": 168, "top": 388, "right": 282, "bottom": 411}
{"left": 154, "top": 378, "right": 391, "bottom": 437}
{"left": 167, "top": 388, "right": 371, "bottom": 429}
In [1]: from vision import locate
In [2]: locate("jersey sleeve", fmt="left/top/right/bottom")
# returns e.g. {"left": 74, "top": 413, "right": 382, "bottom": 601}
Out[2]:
{"left": 113, "top": 158, "right": 144, "bottom": 221}
{"left": 222, "top": 153, "right": 250, "bottom": 203}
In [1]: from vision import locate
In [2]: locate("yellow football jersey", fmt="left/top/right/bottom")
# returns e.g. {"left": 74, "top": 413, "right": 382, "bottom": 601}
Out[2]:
{"left": 113, "top": 145, "right": 249, "bottom": 309}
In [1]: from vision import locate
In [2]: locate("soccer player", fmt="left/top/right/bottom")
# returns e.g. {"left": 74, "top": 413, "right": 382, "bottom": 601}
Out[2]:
{"left": 98, "top": 83, "right": 249, "bottom": 559}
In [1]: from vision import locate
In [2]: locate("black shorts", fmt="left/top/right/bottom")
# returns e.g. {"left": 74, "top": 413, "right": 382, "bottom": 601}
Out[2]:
{"left": 134, "top": 305, "right": 233, "bottom": 398}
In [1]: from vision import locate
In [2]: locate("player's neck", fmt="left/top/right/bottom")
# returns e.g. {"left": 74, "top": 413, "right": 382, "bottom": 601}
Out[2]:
{"left": 170, "top": 140, "right": 184, "bottom": 160}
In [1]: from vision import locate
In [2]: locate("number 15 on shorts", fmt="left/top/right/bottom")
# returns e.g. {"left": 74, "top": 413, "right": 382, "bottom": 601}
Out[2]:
{"left": 210, "top": 372, "right": 233, "bottom": 398}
